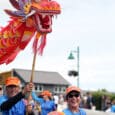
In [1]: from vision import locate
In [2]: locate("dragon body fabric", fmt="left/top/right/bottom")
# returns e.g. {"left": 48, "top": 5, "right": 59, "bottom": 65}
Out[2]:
{"left": 0, "top": 0, "right": 61, "bottom": 64}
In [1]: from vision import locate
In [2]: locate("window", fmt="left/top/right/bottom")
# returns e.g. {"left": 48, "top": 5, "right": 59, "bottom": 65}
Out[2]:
{"left": 35, "top": 85, "right": 43, "bottom": 92}
{"left": 53, "top": 86, "right": 66, "bottom": 93}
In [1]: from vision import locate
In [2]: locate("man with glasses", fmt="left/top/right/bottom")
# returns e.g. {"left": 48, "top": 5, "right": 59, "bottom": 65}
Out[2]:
{"left": 63, "top": 86, "right": 86, "bottom": 115}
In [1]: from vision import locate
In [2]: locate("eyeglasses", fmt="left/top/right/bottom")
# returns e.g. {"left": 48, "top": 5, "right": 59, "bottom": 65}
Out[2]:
{"left": 68, "top": 93, "right": 80, "bottom": 98}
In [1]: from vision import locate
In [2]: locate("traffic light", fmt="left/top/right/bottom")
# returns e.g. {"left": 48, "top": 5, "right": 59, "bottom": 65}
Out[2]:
{"left": 68, "top": 70, "right": 78, "bottom": 77}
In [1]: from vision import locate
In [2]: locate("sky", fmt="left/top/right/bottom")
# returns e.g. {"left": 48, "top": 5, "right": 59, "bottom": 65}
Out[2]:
{"left": 0, "top": 0, "right": 115, "bottom": 92}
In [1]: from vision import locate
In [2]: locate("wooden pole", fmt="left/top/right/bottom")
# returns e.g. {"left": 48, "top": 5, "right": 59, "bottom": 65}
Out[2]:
{"left": 26, "top": 52, "right": 37, "bottom": 115}
{"left": 30, "top": 52, "right": 37, "bottom": 82}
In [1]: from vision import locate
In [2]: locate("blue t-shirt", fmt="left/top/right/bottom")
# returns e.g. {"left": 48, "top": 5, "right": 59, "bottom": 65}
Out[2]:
{"left": 32, "top": 92, "right": 56, "bottom": 115}
{"left": 63, "top": 108, "right": 86, "bottom": 115}
{"left": 111, "top": 105, "right": 115, "bottom": 112}
{"left": 0, "top": 95, "right": 26, "bottom": 115}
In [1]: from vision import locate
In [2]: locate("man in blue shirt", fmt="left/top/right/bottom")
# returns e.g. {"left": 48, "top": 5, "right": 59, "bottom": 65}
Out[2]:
{"left": 0, "top": 76, "right": 34, "bottom": 115}
{"left": 63, "top": 86, "right": 86, "bottom": 115}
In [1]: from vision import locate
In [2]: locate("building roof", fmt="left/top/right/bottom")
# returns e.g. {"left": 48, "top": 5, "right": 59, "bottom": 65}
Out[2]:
{"left": 13, "top": 68, "right": 70, "bottom": 85}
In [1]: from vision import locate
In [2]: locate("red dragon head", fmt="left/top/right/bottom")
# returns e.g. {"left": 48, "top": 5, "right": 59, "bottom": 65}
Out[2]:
{"left": 5, "top": 0, "right": 61, "bottom": 34}
{"left": 31, "top": 0, "right": 61, "bottom": 33}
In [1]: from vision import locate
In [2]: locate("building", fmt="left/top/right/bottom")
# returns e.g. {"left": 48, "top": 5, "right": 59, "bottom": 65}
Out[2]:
{"left": 0, "top": 68, "right": 70, "bottom": 94}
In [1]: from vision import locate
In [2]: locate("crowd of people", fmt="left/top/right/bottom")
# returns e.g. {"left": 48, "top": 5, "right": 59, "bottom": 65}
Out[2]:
{"left": 80, "top": 92, "right": 96, "bottom": 110}
{"left": 101, "top": 95, "right": 115, "bottom": 112}
{"left": 0, "top": 76, "right": 87, "bottom": 115}
{"left": 0, "top": 76, "right": 115, "bottom": 115}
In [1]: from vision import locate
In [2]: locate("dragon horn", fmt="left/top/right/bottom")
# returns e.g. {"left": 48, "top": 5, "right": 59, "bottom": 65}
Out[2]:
{"left": 9, "top": 0, "right": 20, "bottom": 10}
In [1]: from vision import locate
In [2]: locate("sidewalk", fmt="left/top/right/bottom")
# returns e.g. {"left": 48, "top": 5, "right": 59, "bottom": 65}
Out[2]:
{"left": 85, "top": 109, "right": 115, "bottom": 115}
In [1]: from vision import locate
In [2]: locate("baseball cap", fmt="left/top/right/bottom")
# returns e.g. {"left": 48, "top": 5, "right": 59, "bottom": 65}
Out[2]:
{"left": 66, "top": 86, "right": 81, "bottom": 96}
{"left": 5, "top": 77, "right": 20, "bottom": 87}
{"left": 48, "top": 111, "right": 65, "bottom": 115}
{"left": 41, "top": 90, "right": 52, "bottom": 97}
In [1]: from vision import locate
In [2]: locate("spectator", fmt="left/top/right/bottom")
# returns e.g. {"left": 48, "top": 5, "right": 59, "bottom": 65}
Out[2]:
{"left": 32, "top": 90, "right": 56, "bottom": 115}
{"left": 53, "top": 93, "right": 59, "bottom": 110}
{"left": 0, "top": 76, "right": 34, "bottom": 115}
{"left": 105, "top": 96, "right": 111, "bottom": 112}
{"left": 62, "top": 86, "right": 86, "bottom": 115}
{"left": 110, "top": 99, "right": 115, "bottom": 113}
{"left": 58, "top": 94, "right": 64, "bottom": 105}
{"left": 86, "top": 92, "right": 95, "bottom": 109}
{"left": 58, "top": 94, "right": 65, "bottom": 111}
{"left": 34, "top": 101, "right": 41, "bottom": 115}
{"left": 105, "top": 102, "right": 111, "bottom": 112}
{"left": 82, "top": 93, "right": 88, "bottom": 108}
{"left": 101, "top": 95, "right": 107, "bottom": 111}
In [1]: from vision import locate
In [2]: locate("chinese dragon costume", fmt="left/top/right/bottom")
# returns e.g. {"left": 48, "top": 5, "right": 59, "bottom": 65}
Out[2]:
{"left": 0, "top": 0, "right": 61, "bottom": 64}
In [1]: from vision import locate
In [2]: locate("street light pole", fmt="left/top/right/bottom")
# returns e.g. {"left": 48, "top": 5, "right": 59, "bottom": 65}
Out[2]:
{"left": 68, "top": 46, "right": 80, "bottom": 87}
{"left": 77, "top": 46, "right": 79, "bottom": 87}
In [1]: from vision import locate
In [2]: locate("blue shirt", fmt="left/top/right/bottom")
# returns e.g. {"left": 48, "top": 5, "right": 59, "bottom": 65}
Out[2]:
{"left": 111, "top": 105, "right": 115, "bottom": 112}
{"left": 32, "top": 92, "right": 56, "bottom": 115}
{"left": 63, "top": 108, "right": 86, "bottom": 115}
{"left": 0, "top": 95, "right": 26, "bottom": 115}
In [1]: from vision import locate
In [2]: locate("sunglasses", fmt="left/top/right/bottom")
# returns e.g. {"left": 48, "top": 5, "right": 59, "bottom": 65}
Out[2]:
{"left": 68, "top": 93, "right": 80, "bottom": 98}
